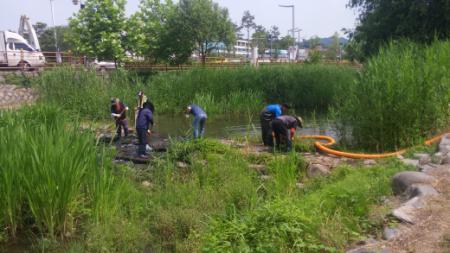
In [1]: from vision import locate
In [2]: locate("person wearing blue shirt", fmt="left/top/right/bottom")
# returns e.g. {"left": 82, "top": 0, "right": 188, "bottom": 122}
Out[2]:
{"left": 136, "top": 102, "right": 154, "bottom": 158}
{"left": 260, "top": 103, "right": 290, "bottom": 147}
{"left": 186, "top": 104, "right": 207, "bottom": 139}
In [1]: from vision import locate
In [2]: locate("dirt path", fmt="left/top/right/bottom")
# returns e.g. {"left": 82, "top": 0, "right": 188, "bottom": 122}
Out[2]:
{"left": 366, "top": 165, "right": 450, "bottom": 253}
{"left": 0, "top": 84, "right": 37, "bottom": 109}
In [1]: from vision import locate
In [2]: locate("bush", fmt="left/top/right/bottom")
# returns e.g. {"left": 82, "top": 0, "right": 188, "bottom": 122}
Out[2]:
{"left": 335, "top": 41, "right": 450, "bottom": 151}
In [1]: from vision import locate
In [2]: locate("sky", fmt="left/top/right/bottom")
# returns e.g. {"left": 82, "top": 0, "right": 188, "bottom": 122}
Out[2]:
{"left": 0, "top": 0, "right": 358, "bottom": 39}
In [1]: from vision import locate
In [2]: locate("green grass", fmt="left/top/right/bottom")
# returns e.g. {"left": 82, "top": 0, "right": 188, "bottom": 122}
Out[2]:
{"left": 0, "top": 105, "right": 150, "bottom": 252}
{"left": 201, "top": 160, "right": 407, "bottom": 252}
{"left": 0, "top": 106, "right": 409, "bottom": 252}
{"left": 335, "top": 40, "right": 450, "bottom": 151}
{"left": 35, "top": 64, "right": 357, "bottom": 118}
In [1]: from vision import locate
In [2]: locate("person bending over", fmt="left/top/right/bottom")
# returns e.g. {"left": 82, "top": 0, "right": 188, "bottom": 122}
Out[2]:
{"left": 271, "top": 115, "right": 303, "bottom": 152}
{"left": 186, "top": 104, "right": 207, "bottom": 139}
{"left": 260, "top": 103, "right": 290, "bottom": 147}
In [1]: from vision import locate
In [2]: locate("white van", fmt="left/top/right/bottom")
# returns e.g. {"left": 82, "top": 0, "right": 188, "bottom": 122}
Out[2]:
{"left": 0, "top": 31, "right": 46, "bottom": 69}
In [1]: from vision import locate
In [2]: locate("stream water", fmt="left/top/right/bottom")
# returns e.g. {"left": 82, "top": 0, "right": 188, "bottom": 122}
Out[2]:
{"left": 153, "top": 112, "right": 338, "bottom": 140}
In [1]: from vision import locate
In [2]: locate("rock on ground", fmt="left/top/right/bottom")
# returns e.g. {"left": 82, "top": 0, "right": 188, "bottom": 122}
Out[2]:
{"left": 307, "top": 163, "right": 331, "bottom": 178}
{"left": 382, "top": 228, "right": 399, "bottom": 240}
{"left": 439, "top": 134, "right": 450, "bottom": 154}
{"left": 392, "top": 171, "right": 436, "bottom": 195}
{"left": 392, "top": 197, "right": 425, "bottom": 224}
{"left": 399, "top": 158, "right": 419, "bottom": 168}
{"left": 404, "top": 184, "right": 438, "bottom": 199}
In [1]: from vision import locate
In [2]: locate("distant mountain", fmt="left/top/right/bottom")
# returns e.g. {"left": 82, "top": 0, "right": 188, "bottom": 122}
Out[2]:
{"left": 301, "top": 37, "right": 349, "bottom": 48}
{"left": 320, "top": 37, "right": 348, "bottom": 46}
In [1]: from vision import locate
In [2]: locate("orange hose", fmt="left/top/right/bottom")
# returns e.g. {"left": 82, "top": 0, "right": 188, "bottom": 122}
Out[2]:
{"left": 298, "top": 132, "right": 449, "bottom": 159}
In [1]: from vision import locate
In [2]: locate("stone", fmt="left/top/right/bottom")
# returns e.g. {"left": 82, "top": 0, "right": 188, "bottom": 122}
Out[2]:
{"left": 439, "top": 134, "right": 450, "bottom": 154}
{"left": 432, "top": 152, "right": 444, "bottom": 164}
{"left": 442, "top": 154, "right": 450, "bottom": 165}
{"left": 307, "top": 163, "right": 331, "bottom": 178}
{"left": 347, "top": 248, "right": 389, "bottom": 253}
{"left": 392, "top": 171, "right": 436, "bottom": 195}
{"left": 404, "top": 184, "right": 438, "bottom": 199}
{"left": 347, "top": 248, "right": 375, "bottom": 253}
{"left": 382, "top": 227, "right": 399, "bottom": 240}
{"left": 364, "top": 159, "right": 377, "bottom": 166}
{"left": 260, "top": 175, "right": 271, "bottom": 181}
{"left": 97, "top": 133, "right": 114, "bottom": 143}
{"left": 399, "top": 158, "right": 419, "bottom": 168}
{"left": 413, "top": 153, "right": 431, "bottom": 165}
{"left": 418, "top": 163, "right": 435, "bottom": 173}
{"left": 249, "top": 164, "right": 267, "bottom": 174}
{"left": 392, "top": 197, "right": 424, "bottom": 224}
{"left": 141, "top": 181, "right": 152, "bottom": 188}
{"left": 296, "top": 183, "right": 305, "bottom": 189}
{"left": 176, "top": 161, "right": 188, "bottom": 169}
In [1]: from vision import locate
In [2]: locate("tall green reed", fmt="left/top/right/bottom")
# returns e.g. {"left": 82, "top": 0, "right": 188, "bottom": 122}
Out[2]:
{"left": 35, "top": 64, "right": 357, "bottom": 119}
{"left": 0, "top": 105, "right": 134, "bottom": 242}
{"left": 335, "top": 40, "right": 450, "bottom": 151}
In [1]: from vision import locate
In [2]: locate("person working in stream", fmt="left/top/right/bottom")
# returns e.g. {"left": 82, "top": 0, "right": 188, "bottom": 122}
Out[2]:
{"left": 271, "top": 115, "right": 303, "bottom": 152}
{"left": 136, "top": 102, "right": 154, "bottom": 158}
{"left": 110, "top": 98, "right": 129, "bottom": 139}
{"left": 260, "top": 103, "right": 290, "bottom": 147}
{"left": 186, "top": 104, "right": 207, "bottom": 139}
{"left": 135, "top": 90, "right": 155, "bottom": 127}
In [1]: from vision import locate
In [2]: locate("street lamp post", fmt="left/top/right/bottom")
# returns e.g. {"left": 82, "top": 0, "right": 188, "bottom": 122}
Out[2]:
{"left": 49, "top": 0, "right": 58, "bottom": 52}
{"left": 49, "top": 0, "right": 62, "bottom": 63}
{"left": 279, "top": 4, "right": 295, "bottom": 46}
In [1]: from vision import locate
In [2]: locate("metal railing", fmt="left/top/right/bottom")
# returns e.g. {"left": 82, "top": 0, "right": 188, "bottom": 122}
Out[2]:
{"left": 0, "top": 50, "right": 361, "bottom": 72}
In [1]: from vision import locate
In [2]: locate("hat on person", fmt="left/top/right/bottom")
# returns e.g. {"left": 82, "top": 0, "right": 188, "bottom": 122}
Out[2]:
{"left": 295, "top": 116, "right": 303, "bottom": 128}
{"left": 137, "top": 90, "right": 144, "bottom": 96}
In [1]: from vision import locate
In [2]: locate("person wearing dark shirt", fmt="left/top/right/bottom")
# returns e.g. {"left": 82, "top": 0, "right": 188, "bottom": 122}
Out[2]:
{"left": 186, "top": 104, "right": 207, "bottom": 139}
{"left": 260, "top": 103, "right": 290, "bottom": 147}
{"left": 271, "top": 115, "right": 303, "bottom": 151}
{"left": 110, "top": 98, "right": 129, "bottom": 139}
{"left": 136, "top": 102, "right": 154, "bottom": 158}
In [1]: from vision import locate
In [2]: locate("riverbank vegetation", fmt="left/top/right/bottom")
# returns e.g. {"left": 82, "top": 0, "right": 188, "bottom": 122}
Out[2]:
{"left": 36, "top": 64, "right": 357, "bottom": 117}
{"left": 335, "top": 40, "right": 450, "bottom": 151}
{"left": 0, "top": 105, "right": 409, "bottom": 252}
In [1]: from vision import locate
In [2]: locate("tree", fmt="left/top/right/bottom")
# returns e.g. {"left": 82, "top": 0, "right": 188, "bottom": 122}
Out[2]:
{"left": 277, "top": 35, "right": 295, "bottom": 49}
{"left": 126, "top": 0, "right": 173, "bottom": 61}
{"left": 240, "top": 10, "right": 256, "bottom": 56}
{"left": 269, "top": 26, "right": 280, "bottom": 41}
{"left": 69, "top": 0, "right": 127, "bottom": 62}
{"left": 163, "top": 0, "right": 236, "bottom": 64}
{"left": 39, "top": 26, "right": 74, "bottom": 52}
{"left": 251, "top": 25, "right": 269, "bottom": 54}
{"left": 325, "top": 32, "right": 341, "bottom": 60}
{"left": 308, "top": 36, "right": 321, "bottom": 49}
{"left": 348, "top": 0, "right": 450, "bottom": 60}
{"left": 33, "top": 22, "right": 48, "bottom": 37}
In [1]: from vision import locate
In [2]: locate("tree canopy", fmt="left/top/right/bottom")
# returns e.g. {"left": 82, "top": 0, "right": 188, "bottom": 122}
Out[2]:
{"left": 164, "top": 0, "right": 236, "bottom": 64}
{"left": 69, "top": 0, "right": 127, "bottom": 62}
{"left": 348, "top": 0, "right": 450, "bottom": 60}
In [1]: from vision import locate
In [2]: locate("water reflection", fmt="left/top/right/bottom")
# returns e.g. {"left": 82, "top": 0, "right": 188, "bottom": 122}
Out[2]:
{"left": 153, "top": 112, "right": 338, "bottom": 140}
